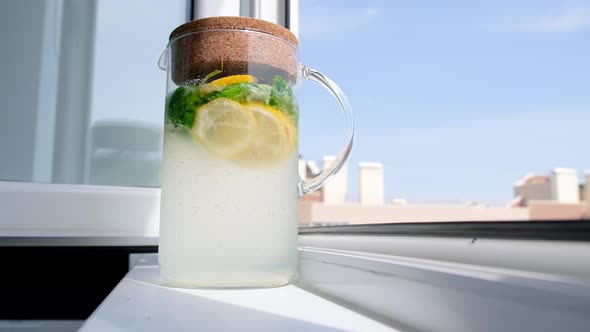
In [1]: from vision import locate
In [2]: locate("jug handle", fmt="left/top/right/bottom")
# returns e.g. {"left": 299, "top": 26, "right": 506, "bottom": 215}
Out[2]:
{"left": 298, "top": 65, "right": 355, "bottom": 196}
{"left": 157, "top": 47, "right": 169, "bottom": 71}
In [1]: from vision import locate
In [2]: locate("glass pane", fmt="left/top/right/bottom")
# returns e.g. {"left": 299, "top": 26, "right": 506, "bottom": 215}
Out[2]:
{"left": 0, "top": 0, "right": 52, "bottom": 183}
{"left": 0, "top": 0, "right": 186, "bottom": 187}
{"left": 297, "top": 0, "right": 590, "bottom": 225}
{"left": 88, "top": 0, "right": 186, "bottom": 187}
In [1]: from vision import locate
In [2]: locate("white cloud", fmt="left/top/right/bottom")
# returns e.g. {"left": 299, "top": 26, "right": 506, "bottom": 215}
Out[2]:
{"left": 363, "top": 7, "right": 379, "bottom": 17}
{"left": 505, "top": 7, "right": 590, "bottom": 32}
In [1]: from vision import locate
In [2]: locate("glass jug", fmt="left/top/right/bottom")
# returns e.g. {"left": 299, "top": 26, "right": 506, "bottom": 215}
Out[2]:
{"left": 157, "top": 17, "right": 354, "bottom": 288}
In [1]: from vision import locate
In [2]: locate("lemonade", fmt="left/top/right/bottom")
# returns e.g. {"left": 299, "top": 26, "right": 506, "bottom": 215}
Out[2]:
{"left": 158, "top": 73, "right": 300, "bottom": 287}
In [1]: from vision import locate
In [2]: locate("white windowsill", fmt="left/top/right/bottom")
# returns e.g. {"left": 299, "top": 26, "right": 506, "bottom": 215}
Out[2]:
{"left": 80, "top": 243, "right": 590, "bottom": 332}
{"left": 0, "top": 181, "right": 160, "bottom": 237}
{"left": 79, "top": 254, "right": 395, "bottom": 332}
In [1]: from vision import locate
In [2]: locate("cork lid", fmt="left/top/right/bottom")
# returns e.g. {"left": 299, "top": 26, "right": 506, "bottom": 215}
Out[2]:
{"left": 169, "top": 16, "right": 299, "bottom": 46}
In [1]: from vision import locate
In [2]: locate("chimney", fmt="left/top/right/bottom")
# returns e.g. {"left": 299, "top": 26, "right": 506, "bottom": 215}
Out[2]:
{"left": 359, "top": 162, "right": 384, "bottom": 205}
{"left": 321, "top": 156, "right": 347, "bottom": 204}
{"left": 585, "top": 170, "right": 590, "bottom": 205}
{"left": 551, "top": 168, "right": 580, "bottom": 203}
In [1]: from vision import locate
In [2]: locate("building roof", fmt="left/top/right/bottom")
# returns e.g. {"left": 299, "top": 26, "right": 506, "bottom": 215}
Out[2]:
{"left": 514, "top": 174, "right": 550, "bottom": 187}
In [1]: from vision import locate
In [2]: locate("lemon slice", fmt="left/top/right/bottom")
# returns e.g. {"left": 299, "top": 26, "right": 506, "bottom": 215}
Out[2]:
{"left": 281, "top": 118, "right": 297, "bottom": 158}
{"left": 238, "top": 103, "right": 295, "bottom": 165}
{"left": 200, "top": 75, "right": 257, "bottom": 94}
{"left": 192, "top": 98, "right": 256, "bottom": 157}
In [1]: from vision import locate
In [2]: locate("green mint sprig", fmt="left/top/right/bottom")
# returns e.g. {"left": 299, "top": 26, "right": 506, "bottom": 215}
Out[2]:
{"left": 166, "top": 73, "right": 298, "bottom": 129}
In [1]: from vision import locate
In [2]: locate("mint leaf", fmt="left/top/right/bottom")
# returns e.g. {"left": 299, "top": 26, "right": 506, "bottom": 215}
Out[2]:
{"left": 165, "top": 70, "right": 223, "bottom": 128}
{"left": 217, "top": 83, "right": 250, "bottom": 100}
{"left": 211, "top": 83, "right": 273, "bottom": 103}
{"left": 247, "top": 84, "right": 273, "bottom": 103}
{"left": 201, "top": 69, "right": 222, "bottom": 85}
{"left": 166, "top": 86, "right": 201, "bottom": 128}
{"left": 269, "top": 75, "right": 298, "bottom": 124}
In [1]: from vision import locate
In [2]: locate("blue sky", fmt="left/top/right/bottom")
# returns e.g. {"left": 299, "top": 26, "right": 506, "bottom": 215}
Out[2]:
{"left": 296, "top": 0, "right": 590, "bottom": 205}
{"left": 89, "top": 0, "right": 589, "bottom": 205}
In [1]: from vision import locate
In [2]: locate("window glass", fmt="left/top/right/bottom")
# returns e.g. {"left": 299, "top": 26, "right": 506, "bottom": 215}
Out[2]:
{"left": 0, "top": 0, "right": 186, "bottom": 187}
{"left": 297, "top": 0, "right": 590, "bottom": 225}
{"left": 0, "top": 0, "right": 53, "bottom": 183}
{"left": 87, "top": 0, "right": 186, "bottom": 187}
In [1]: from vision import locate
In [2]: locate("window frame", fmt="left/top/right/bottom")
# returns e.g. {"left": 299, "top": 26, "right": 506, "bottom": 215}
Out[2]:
{"left": 299, "top": 220, "right": 590, "bottom": 241}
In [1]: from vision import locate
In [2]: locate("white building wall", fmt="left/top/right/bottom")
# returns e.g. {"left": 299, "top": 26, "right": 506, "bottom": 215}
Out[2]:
{"left": 551, "top": 168, "right": 580, "bottom": 203}
{"left": 298, "top": 202, "right": 529, "bottom": 225}
{"left": 585, "top": 171, "right": 590, "bottom": 206}
{"left": 359, "top": 162, "right": 384, "bottom": 205}
{"left": 322, "top": 156, "right": 347, "bottom": 205}
{"left": 514, "top": 182, "right": 552, "bottom": 201}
